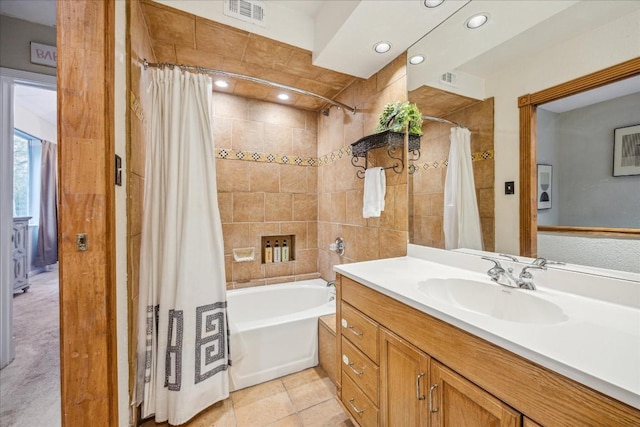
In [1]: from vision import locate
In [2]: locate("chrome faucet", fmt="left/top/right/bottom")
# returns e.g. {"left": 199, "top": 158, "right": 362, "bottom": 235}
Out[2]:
{"left": 481, "top": 257, "right": 544, "bottom": 290}
{"left": 517, "top": 265, "right": 546, "bottom": 290}
{"left": 532, "top": 257, "right": 565, "bottom": 267}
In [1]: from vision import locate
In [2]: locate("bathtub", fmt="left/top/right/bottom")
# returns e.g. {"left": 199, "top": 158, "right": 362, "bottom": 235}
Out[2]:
{"left": 227, "top": 279, "right": 336, "bottom": 391}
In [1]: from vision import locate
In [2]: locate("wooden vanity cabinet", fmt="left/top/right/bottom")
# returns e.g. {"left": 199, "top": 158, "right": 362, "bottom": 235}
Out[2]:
{"left": 430, "top": 360, "right": 520, "bottom": 427}
{"left": 336, "top": 274, "right": 640, "bottom": 427}
{"left": 379, "top": 329, "right": 430, "bottom": 427}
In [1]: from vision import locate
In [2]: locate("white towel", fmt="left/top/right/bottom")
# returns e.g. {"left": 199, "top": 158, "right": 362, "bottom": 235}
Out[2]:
{"left": 362, "top": 167, "right": 386, "bottom": 218}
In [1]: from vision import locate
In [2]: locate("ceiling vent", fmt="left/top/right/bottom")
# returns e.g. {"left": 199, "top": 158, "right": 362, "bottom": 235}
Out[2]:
{"left": 224, "top": 0, "right": 266, "bottom": 27}
{"left": 440, "top": 72, "right": 457, "bottom": 86}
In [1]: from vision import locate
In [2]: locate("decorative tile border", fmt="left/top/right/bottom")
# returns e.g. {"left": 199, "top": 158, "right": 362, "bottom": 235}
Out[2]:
{"left": 409, "top": 149, "right": 493, "bottom": 174}
{"left": 213, "top": 145, "right": 493, "bottom": 171}
{"left": 215, "top": 148, "right": 317, "bottom": 167}
{"left": 316, "top": 146, "right": 352, "bottom": 166}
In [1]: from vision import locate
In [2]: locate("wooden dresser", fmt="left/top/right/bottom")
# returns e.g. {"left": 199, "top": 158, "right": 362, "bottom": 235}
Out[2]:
{"left": 336, "top": 274, "right": 640, "bottom": 426}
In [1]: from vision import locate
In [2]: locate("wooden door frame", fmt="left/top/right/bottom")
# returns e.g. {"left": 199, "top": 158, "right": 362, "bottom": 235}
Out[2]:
{"left": 518, "top": 57, "right": 640, "bottom": 257}
{"left": 57, "top": 0, "right": 118, "bottom": 424}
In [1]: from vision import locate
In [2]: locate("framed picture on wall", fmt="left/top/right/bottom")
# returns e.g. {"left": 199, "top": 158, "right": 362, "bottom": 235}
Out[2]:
{"left": 537, "top": 164, "right": 552, "bottom": 210}
{"left": 613, "top": 124, "right": 640, "bottom": 177}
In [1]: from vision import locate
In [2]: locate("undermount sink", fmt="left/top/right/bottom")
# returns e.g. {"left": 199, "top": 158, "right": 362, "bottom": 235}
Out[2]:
{"left": 417, "top": 278, "right": 569, "bottom": 324}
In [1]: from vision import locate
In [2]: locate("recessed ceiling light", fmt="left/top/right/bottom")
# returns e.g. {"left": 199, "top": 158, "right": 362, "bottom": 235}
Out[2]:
{"left": 409, "top": 55, "right": 425, "bottom": 65}
{"left": 423, "top": 0, "right": 445, "bottom": 8}
{"left": 465, "top": 13, "right": 489, "bottom": 29}
{"left": 277, "top": 93, "right": 290, "bottom": 100}
{"left": 214, "top": 80, "right": 229, "bottom": 88}
{"left": 373, "top": 41, "right": 391, "bottom": 54}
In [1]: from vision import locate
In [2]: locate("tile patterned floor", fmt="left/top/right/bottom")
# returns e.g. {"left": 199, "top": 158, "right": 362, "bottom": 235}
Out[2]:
{"left": 140, "top": 366, "right": 353, "bottom": 427}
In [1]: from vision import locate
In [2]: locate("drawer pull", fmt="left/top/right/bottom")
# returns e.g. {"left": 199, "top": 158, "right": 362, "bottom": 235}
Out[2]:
{"left": 348, "top": 362, "right": 364, "bottom": 376}
{"left": 347, "top": 325, "right": 363, "bottom": 337}
{"left": 416, "top": 372, "right": 425, "bottom": 400}
{"left": 348, "top": 398, "right": 365, "bottom": 415}
{"left": 429, "top": 384, "right": 439, "bottom": 413}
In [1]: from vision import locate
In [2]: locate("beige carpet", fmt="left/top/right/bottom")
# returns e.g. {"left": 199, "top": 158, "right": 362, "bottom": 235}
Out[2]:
{"left": 0, "top": 269, "right": 61, "bottom": 427}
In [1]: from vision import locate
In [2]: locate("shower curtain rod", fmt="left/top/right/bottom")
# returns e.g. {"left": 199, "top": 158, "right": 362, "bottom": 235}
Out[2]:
{"left": 143, "top": 59, "right": 357, "bottom": 115}
{"left": 422, "top": 115, "right": 465, "bottom": 128}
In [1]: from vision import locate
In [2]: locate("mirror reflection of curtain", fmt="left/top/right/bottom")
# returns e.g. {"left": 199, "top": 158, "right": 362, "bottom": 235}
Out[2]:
{"left": 34, "top": 140, "right": 57, "bottom": 267}
{"left": 444, "top": 127, "right": 483, "bottom": 250}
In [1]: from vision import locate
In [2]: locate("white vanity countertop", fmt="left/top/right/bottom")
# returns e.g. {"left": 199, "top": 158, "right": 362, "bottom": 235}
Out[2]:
{"left": 334, "top": 253, "right": 640, "bottom": 410}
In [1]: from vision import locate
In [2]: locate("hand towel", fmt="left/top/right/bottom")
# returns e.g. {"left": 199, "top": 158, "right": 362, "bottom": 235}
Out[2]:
{"left": 362, "top": 167, "right": 386, "bottom": 218}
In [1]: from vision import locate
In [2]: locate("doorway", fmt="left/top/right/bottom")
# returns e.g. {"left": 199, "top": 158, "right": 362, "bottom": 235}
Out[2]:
{"left": 0, "top": 69, "right": 60, "bottom": 425}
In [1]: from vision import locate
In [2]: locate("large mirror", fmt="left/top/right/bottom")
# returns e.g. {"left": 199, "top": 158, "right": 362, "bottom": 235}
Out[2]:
{"left": 406, "top": 0, "right": 640, "bottom": 276}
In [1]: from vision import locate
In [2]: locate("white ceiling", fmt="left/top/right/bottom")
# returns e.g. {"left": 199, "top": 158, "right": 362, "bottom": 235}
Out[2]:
{"left": 0, "top": 0, "right": 56, "bottom": 27}
{"left": 2, "top": 0, "right": 638, "bottom": 114}
{"left": 13, "top": 84, "right": 57, "bottom": 127}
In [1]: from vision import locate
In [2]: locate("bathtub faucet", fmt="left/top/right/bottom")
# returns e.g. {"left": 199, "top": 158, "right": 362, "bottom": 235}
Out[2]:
{"left": 327, "top": 281, "right": 336, "bottom": 288}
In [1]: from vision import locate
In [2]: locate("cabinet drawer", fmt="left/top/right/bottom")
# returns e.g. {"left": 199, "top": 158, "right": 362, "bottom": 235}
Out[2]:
{"left": 342, "top": 373, "right": 379, "bottom": 427}
{"left": 341, "top": 302, "right": 379, "bottom": 363}
{"left": 342, "top": 337, "right": 379, "bottom": 404}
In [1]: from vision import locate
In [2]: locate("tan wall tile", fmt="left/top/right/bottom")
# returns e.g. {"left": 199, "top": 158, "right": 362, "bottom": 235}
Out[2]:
{"left": 280, "top": 222, "right": 307, "bottom": 249}
{"left": 292, "top": 127, "right": 317, "bottom": 158}
{"left": 232, "top": 119, "right": 264, "bottom": 152}
{"left": 218, "top": 192, "right": 233, "bottom": 223}
{"left": 280, "top": 165, "right": 308, "bottom": 193}
{"left": 264, "top": 123, "right": 293, "bottom": 155}
{"left": 265, "top": 193, "right": 293, "bottom": 222}
{"left": 294, "top": 248, "right": 318, "bottom": 275}
{"left": 213, "top": 92, "right": 248, "bottom": 120}
{"left": 329, "top": 192, "right": 347, "bottom": 224}
{"left": 222, "top": 223, "right": 252, "bottom": 254}
{"left": 265, "top": 259, "right": 295, "bottom": 278}
{"left": 233, "top": 192, "right": 265, "bottom": 222}
{"left": 379, "top": 229, "right": 408, "bottom": 259}
{"left": 249, "top": 162, "right": 280, "bottom": 193}
{"left": 293, "top": 194, "right": 318, "bottom": 222}
{"left": 248, "top": 99, "right": 306, "bottom": 129}
{"left": 345, "top": 189, "right": 365, "bottom": 227}
{"left": 216, "top": 159, "right": 251, "bottom": 193}
{"left": 213, "top": 116, "right": 233, "bottom": 148}
{"left": 233, "top": 259, "right": 265, "bottom": 283}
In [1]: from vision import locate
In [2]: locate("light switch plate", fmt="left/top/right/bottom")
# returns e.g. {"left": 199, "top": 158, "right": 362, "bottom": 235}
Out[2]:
{"left": 505, "top": 181, "right": 515, "bottom": 195}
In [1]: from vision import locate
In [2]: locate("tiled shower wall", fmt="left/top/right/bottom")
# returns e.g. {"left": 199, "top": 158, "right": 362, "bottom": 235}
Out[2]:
{"left": 213, "top": 93, "right": 320, "bottom": 288}
{"left": 317, "top": 55, "right": 410, "bottom": 280}
{"left": 410, "top": 98, "right": 495, "bottom": 251}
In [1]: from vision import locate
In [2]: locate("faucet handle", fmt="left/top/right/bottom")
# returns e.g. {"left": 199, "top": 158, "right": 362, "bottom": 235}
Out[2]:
{"left": 481, "top": 257, "right": 505, "bottom": 281}
{"left": 520, "top": 264, "right": 546, "bottom": 279}
{"left": 498, "top": 253, "right": 519, "bottom": 262}
{"left": 532, "top": 257, "right": 565, "bottom": 267}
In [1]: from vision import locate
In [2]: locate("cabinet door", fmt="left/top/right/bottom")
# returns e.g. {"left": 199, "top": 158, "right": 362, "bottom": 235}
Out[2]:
{"left": 379, "top": 328, "right": 430, "bottom": 427}
{"left": 430, "top": 361, "right": 521, "bottom": 427}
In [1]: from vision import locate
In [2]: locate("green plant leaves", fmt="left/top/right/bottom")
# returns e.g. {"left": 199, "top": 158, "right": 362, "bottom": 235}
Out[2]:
{"left": 375, "top": 101, "right": 423, "bottom": 135}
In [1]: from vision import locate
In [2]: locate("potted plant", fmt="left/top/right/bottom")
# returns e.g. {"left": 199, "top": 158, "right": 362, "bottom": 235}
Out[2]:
{"left": 375, "top": 101, "right": 423, "bottom": 135}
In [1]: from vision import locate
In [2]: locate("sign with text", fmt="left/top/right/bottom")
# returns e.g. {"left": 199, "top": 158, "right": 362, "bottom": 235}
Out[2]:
{"left": 30, "top": 42, "right": 57, "bottom": 68}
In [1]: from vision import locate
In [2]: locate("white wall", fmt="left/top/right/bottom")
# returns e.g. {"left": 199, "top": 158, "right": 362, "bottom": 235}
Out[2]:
{"left": 114, "top": 1, "right": 129, "bottom": 425}
{"left": 486, "top": 10, "right": 640, "bottom": 254}
{"left": 14, "top": 104, "right": 56, "bottom": 143}
{"left": 0, "top": 15, "right": 56, "bottom": 77}
{"left": 538, "top": 233, "right": 640, "bottom": 274}
{"left": 536, "top": 109, "right": 560, "bottom": 226}
{"left": 538, "top": 93, "right": 640, "bottom": 228}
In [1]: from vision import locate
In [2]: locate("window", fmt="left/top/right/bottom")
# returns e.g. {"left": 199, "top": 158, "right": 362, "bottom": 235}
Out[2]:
{"left": 13, "top": 129, "right": 42, "bottom": 224}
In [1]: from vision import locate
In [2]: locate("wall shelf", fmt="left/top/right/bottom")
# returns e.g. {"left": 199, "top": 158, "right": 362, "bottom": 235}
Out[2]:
{"left": 350, "top": 130, "right": 421, "bottom": 179}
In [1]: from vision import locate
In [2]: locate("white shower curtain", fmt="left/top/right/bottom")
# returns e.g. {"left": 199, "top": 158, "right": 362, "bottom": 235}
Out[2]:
{"left": 444, "top": 127, "right": 483, "bottom": 250}
{"left": 135, "top": 67, "right": 229, "bottom": 425}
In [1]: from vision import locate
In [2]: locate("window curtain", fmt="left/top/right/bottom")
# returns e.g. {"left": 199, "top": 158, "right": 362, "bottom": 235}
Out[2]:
{"left": 444, "top": 127, "right": 483, "bottom": 250}
{"left": 34, "top": 140, "right": 57, "bottom": 267}
{"left": 135, "top": 67, "right": 229, "bottom": 425}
